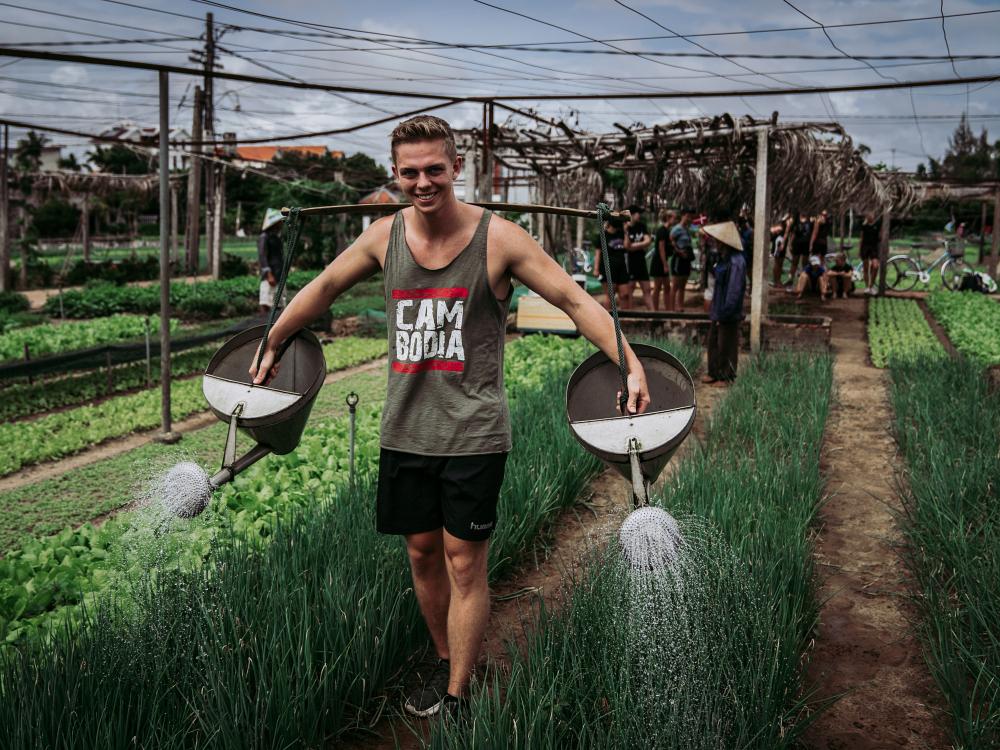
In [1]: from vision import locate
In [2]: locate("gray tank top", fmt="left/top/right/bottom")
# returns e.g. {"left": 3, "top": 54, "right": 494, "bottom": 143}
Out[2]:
{"left": 380, "top": 209, "right": 512, "bottom": 455}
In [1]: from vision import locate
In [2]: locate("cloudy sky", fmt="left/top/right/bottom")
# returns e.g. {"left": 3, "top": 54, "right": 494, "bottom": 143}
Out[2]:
{"left": 1, "top": 0, "right": 999, "bottom": 171}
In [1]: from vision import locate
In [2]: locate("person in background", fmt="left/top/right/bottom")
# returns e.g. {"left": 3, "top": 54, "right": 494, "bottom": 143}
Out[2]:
{"left": 258, "top": 207, "right": 286, "bottom": 315}
{"left": 826, "top": 252, "right": 855, "bottom": 298}
{"left": 593, "top": 216, "right": 630, "bottom": 309}
{"left": 651, "top": 208, "right": 675, "bottom": 311}
{"left": 699, "top": 228, "right": 721, "bottom": 313}
{"left": 737, "top": 213, "right": 754, "bottom": 281}
{"left": 623, "top": 205, "right": 653, "bottom": 310}
{"left": 810, "top": 209, "right": 831, "bottom": 258}
{"left": 795, "top": 253, "right": 829, "bottom": 301}
{"left": 669, "top": 208, "right": 695, "bottom": 310}
{"left": 859, "top": 212, "right": 881, "bottom": 294}
{"left": 700, "top": 221, "right": 746, "bottom": 387}
{"left": 787, "top": 210, "right": 812, "bottom": 290}
{"left": 770, "top": 216, "right": 791, "bottom": 287}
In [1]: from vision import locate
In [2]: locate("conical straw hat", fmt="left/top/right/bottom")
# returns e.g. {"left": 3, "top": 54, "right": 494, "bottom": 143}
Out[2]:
{"left": 702, "top": 221, "right": 743, "bottom": 251}
{"left": 261, "top": 207, "right": 285, "bottom": 231}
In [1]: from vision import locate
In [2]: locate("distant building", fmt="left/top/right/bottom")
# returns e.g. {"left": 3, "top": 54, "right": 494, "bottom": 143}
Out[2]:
{"left": 38, "top": 144, "right": 64, "bottom": 172}
{"left": 231, "top": 145, "right": 345, "bottom": 169}
{"left": 92, "top": 121, "right": 192, "bottom": 170}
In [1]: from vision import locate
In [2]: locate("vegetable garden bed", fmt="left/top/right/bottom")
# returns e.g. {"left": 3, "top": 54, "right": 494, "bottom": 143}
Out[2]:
{"left": 889, "top": 355, "right": 1000, "bottom": 748}
{"left": 926, "top": 291, "right": 1000, "bottom": 365}
{"left": 429, "top": 350, "right": 833, "bottom": 749}
{"left": 0, "top": 335, "right": 699, "bottom": 748}
{"left": 0, "top": 337, "right": 388, "bottom": 477}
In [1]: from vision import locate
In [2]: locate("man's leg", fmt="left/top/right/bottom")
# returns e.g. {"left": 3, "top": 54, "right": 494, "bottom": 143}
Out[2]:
{"left": 405, "top": 530, "right": 450, "bottom": 660}
{"left": 638, "top": 280, "right": 653, "bottom": 310}
{"left": 719, "top": 321, "right": 739, "bottom": 380}
{"left": 705, "top": 321, "right": 720, "bottom": 381}
{"left": 442, "top": 531, "right": 490, "bottom": 697}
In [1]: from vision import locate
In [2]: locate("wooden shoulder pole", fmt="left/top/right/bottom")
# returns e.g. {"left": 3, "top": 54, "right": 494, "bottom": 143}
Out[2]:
{"left": 750, "top": 128, "right": 769, "bottom": 354}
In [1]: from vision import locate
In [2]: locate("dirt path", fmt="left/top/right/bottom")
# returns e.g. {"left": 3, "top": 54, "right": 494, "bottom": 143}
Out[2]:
{"left": 347, "top": 373, "right": 724, "bottom": 750}
{"left": 802, "top": 297, "right": 947, "bottom": 749}
{"left": 0, "top": 358, "right": 387, "bottom": 494}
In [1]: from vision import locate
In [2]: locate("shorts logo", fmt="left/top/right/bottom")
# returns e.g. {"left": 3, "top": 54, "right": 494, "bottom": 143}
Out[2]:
{"left": 469, "top": 520, "right": 493, "bottom": 531}
{"left": 391, "top": 287, "right": 467, "bottom": 374}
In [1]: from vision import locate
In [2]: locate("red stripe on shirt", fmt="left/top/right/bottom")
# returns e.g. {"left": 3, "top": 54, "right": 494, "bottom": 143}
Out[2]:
{"left": 392, "top": 359, "right": 465, "bottom": 374}
{"left": 391, "top": 287, "right": 469, "bottom": 300}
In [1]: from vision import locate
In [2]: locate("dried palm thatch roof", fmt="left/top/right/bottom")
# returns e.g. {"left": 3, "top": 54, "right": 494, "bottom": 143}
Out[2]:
{"left": 460, "top": 112, "right": 919, "bottom": 217}
{"left": 24, "top": 170, "right": 159, "bottom": 197}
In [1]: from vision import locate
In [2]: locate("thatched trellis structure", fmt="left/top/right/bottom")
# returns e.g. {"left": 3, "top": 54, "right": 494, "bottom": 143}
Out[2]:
{"left": 459, "top": 112, "right": 919, "bottom": 219}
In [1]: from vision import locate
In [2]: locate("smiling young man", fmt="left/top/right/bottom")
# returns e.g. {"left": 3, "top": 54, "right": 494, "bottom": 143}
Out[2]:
{"left": 250, "top": 115, "right": 649, "bottom": 719}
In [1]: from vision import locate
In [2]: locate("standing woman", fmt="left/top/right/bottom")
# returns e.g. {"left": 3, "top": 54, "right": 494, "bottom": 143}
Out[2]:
{"left": 701, "top": 221, "right": 747, "bottom": 387}
{"left": 810, "top": 209, "right": 831, "bottom": 258}
{"left": 669, "top": 208, "right": 695, "bottom": 310}
{"left": 651, "top": 208, "right": 676, "bottom": 311}
{"left": 787, "top": 210, "right": 812, "bottom": 289}
{"left": 593, "top": 216, "right": 630, "bottom": 309}
{"left": 859, "top": 212, "right": 880, "bottom": 294}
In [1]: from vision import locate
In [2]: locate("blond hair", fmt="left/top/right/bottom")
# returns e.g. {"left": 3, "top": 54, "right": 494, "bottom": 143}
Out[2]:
{"left": 390, "top": 115, "right": 458, "bottom": 163}
{"left": 659, "top": 208, "right": 677, "bottom": 224}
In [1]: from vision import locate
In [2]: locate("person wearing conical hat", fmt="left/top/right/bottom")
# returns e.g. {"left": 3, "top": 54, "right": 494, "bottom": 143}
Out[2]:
{"left": 258, "top": 208, "right": 286, "bottom": 314}
{"left": 701, "top": 220, "right": 746, "bottom": 387}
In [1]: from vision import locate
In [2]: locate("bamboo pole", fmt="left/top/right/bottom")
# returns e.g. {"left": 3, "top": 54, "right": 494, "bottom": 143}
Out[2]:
{"left": 877, "top": 205, "right": 891, "bottom": 295}
{"left": 750, "top": 128, "right": 769, "bottom": 354}
{"left": 281, "top": 201, "right": 630, "bottom": 221}
{"left": 185, "top": 86, "right": 203, "bottom": 275}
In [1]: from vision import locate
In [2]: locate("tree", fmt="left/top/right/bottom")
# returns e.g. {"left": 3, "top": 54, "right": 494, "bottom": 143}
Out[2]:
{"left": 88, "top": 144, "right": 153, "bottom": 174}
{"left": 934, "top": 114, "right": 995, "bottom": 183}
{"left": 14, "top": 131, "right": 48, "bottom": 171}
{"left": 57, "top": 153, "right": 82, "bottom": 172}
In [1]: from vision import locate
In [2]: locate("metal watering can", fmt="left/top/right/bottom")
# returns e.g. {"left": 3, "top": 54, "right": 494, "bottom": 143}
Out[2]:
{"left": 202, "top": 324, "right": 326, "bottom": 488}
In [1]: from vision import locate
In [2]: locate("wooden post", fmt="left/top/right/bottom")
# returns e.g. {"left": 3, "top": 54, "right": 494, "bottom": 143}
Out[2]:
{"left": 185, "top": 86, "right": 203, "bottom": 275}
{"left": 105, "top": 349, "right": 114, "bottom": 394}
{"left": 81, "top": 198, "right": 91, "bottom": 263}
{"left": 877, "top": 205, "right": 891, "bottom": 295}
{"left": 157, "top": 71, "right": 177, "bottom": 442}
{"left": 170, "top": 180, "right": 179, "bottom": 264}
{"left": 979, "top": 200, "right": 987, "bottom": 263}
{"left": 479, "top": 102, "right": 494, "bottom": 201}
{"left": 23, "top": 343, "right": 31, "bottom": 385}
{"left": 990, "top": 189, "right": 1000, "bottom": 280}
{"left": 576, "top": 215, "right": 584, "bottom": 249}
{"left": 749, "top": 128, "right": 769, "bottom": 354}
{"left": 18, "top": 205, "right": 27, "bottom": 290}
{"left": 0, "top": 123, "right": 8, "bottom": 293}
{"left": 211, "top": 165, "right": 224, "bottom": 279}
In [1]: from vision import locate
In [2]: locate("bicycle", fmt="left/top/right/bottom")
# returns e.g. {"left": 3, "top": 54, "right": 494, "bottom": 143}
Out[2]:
{"left": 884, "top": 238, "right": 998, "bottom": 293}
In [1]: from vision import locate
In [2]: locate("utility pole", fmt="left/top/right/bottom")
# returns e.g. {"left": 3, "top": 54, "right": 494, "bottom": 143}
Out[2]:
{"left": 203, "top": 12, "right": 217, "bottom": 277}
{"left": 185, "top": 86, "right": 203, "bottom": 275}
{"left": 0, "top": 124, "right": 8, "bottom": 292}
{"left": 156, "top": 70, "right": 179, "bottom": 444}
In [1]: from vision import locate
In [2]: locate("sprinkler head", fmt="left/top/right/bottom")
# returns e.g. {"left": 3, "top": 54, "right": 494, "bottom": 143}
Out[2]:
{"left": 161, "top": 461, "right": 213, "bottom": 518}
{"left": 619, "top": 506, "right": 684, "bottom": 572}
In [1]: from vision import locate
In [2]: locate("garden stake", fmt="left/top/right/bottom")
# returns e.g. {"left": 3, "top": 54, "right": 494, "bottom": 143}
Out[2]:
{"left": 346, "top": 391, "right": 358, "bottom": 485}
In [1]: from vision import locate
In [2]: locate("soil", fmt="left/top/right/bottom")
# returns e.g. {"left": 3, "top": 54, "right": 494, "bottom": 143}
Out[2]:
{"left": 346, "top": 373, "right": 725, "bottom": 750}
{"left": 0, "top": 358, "right": 387, "bottom": 495}
{"left": 800, "top": 296, "right": 948, "bottom": 750}
{"left": 917, "top": 298, "right": 960, "bottom": 359}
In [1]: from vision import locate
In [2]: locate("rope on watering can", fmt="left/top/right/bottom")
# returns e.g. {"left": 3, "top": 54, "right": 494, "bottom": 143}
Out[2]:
{"left": 254, "top": 206, "right": 303, "bottom": 376}
{"left": 596, "top": 202, "right": 630, "bottom": 414}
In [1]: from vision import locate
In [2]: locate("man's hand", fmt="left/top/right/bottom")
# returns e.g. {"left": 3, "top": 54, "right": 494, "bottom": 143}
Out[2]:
{"left": 266, "top": 271, "right": 277, "bottom": 286}
{"left": 617, "top": 367, "right": 650, "bottom": 415}
{"left": 249, "top": 340, "right": 281, "bottom": 385}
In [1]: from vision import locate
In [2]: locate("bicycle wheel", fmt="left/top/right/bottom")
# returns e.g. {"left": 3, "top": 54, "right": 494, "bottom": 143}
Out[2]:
{"left": 941, "top": 258, "right": 968, "bottom": 291}
{"left": 885, "top": 256, "right": 920, "bottom": 291}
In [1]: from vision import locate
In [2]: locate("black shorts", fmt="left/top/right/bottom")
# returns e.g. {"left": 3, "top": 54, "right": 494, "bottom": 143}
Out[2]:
{"left": 600, "top": 252, "right": 629, "bottom": 285}
{"left": 860, "top": 245, "right": 878, "bottom": 261}
{"left": 649, "top": 251, "right": 669, "bottom": 278}
{"left": 376, "top": 448, "right": 508, "bottom": 542}
{"left": 625, "top": 251, "right": 650, "bottom": 281}
{"left": 670, "top": 254, "right": 692, "bottom": 278}
{"left": 792, "top": 243, "right": 810, "bottom": 258}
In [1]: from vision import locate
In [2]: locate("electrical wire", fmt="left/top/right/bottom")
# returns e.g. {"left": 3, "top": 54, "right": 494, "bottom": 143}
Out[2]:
{"left": 939, "top": 0, "right": 961, "bottom": 78}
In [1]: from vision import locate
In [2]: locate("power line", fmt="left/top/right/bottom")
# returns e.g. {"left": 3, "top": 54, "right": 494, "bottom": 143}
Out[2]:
{"left": 11, "top": 36, "right": 195, "bottom": 48}
{"left": 781, "top": 0, "right": 898, "bottom": 83}
{"left": 939, "top": 0, "right": 961, "bottom": 78}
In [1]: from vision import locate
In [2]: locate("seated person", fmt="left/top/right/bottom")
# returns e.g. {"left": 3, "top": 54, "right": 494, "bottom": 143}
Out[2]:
{"left": 826, "top": 253, "right": 855, "bottom": 298}
{"left": 795, "top": 255, "right": 829, "bottom": 300}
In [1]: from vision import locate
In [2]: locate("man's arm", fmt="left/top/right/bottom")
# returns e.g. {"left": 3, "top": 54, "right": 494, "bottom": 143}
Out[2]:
{"left": 631, "top": 233, "right": 652, "bottom": 252}
{"left": 257, "top": 233, "right": 270, "bottom": 277}
{"left": 250, "top": 217, "right": 387, "bottom": 383}
{"left": 657, "top": 235, "right": 668, "bottom": 268}
{"left": 497, "top": 220, "right": 650, "bottom": 414}
{"left": 809, "top": 220, "right": 820, "bottom": 252}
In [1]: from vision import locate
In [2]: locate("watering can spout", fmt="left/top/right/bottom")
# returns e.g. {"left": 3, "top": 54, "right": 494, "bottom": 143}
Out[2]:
{"left": 209, "top": 443, "right": 272, "bottom": 490}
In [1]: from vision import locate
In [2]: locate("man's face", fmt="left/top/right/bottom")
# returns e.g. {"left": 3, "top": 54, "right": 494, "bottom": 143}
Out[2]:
{"left": 681, "top": 213, "right": 691, "bottom": 225}
{"left": 629, "top": 210, "right": 641, "bottom": 223}
{"left": 392, "top": 139, "right": 461, "bottom": 214}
